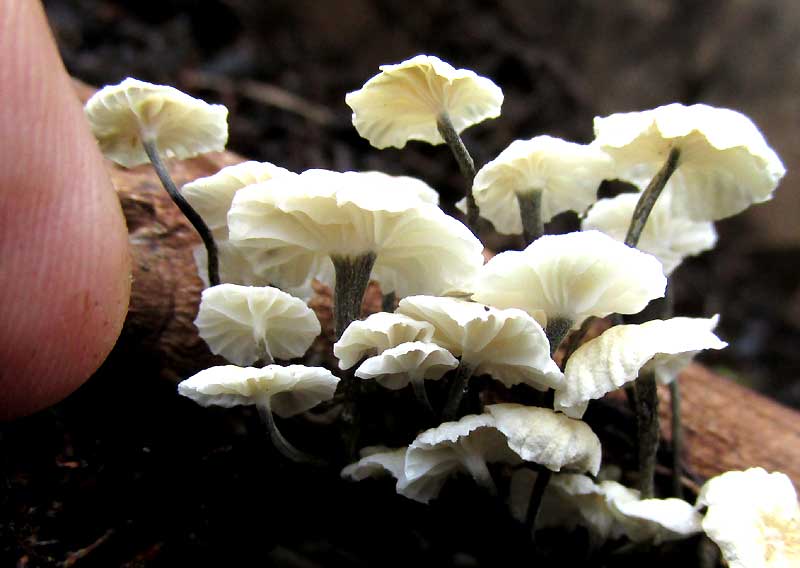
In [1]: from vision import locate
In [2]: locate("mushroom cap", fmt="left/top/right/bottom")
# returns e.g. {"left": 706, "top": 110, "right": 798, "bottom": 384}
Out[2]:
{"left": 403, "top": 413, "right": 520, "bottom": 503}
{"left": 472, "top": 231, "right": 667, "bottom": 329}
{"left": 181, "top": 161, "right": 294, "bottom": 240}
{"left": 396, "top": 296, "right": 563, "bottom": 391}
{"left": 593, "top": 103, "right": 786, "bottom": 221}
{"left": 609, "top": 494, "right": 703, "bottom": 544}
{"left": 345, "top": 54, "right": 503, "bottom": 149}
{"left": 227, "top": 169, "right": 484, "bottom": 297}
{"left": 355, "top": 341, "right": 458, "bottom": 389}
{"left": 85, "top": 77, "right": 228, "bottom": 168}
{"left": 697, "top": 468, "right": 800, "bottom": 568}
{"left": 463, "top": 136, "right": 613, "bottom": 234}
{"left": 333, "top": 312, "right": 435, "bottom": 370}
{"left": 194, "top": 284, "right": 320, "bottom": 366}
{"left": 177, "top": 364, "right": 339, "bottom": 418}
{"left": 582, "top": 192, "right": 718, "bottom": 275}
{"left": 341, "top": 446, "right": 408, "bottom": 482}
{"left": 360, "top": 171, "right": 440, "bottom": 205}
{"left": 486, "top": 404, "right": 601, "bottom": 475}
{"left": 555, "top": 316, "right": 727, "bottom": 417}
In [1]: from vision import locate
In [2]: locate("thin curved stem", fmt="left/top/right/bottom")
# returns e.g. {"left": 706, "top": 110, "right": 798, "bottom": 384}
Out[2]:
{"left": 442, "top": 362, "right": 475, "bottom": 421}
{"left": 516, "top": 189, "right": 544, "bottom": 246}
{"left": 670, "top": 379, "right": 683, "bottom": 498}
{"left": 142, "top": 138, "right": 220, "bottom": 287}
{"left": 410, "top": 377, "right": 435, "bottom": 417}
{"left": 436, "top": 112, "right": 479, "bottom": 234}
{"left": 256, "top": 401, "right": 325, "bottom": 466}
{"left": 624, "top": 147, "right": 680, "bottom": 248}
{"left": 525, "top": 466, "right": 552, "bottom": 546}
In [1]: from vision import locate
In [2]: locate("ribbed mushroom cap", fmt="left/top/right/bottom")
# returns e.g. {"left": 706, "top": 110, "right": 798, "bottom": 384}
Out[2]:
{"left": 181, "top": 161, "right": 294, "bottom": 240}
{"left": 355, "top": 341, "right": 458, "bottom": 390}
{"left": 85, "top": 77, "right": 228, "bottom": 168}
{"left": 333, "top": 312, "right": 435, "bottom": 370}
{"left": 486, "top": 404, "right": 601, "bottom": 475}
{"left": 228, "top": 169, "right": 484, "bottom": 297}
{"left": 194, "top": 284, "right": 320, "bottom": 366}
{"left": 555, "top": 316, "right": 726, "bottom": 417}
{"left": 461, "top": 136, "right": 613, "bottom": 234}
{"left": 402, "top": 413, "right": 520, "bottom": 503}
{"left": 593, "top": 103, "right": 785, "bottom": 221}
{"left": 472, "top": 231, "right": 667, "bottom": 329}
{"left": 177, "top": 364, "right": 339, "bottom": 418}
{"left": 608, "top": 493, "right": 703, "bottom": 544}
{"left": 346, "top": 54, "right": 503, "bottom": 149}
{"left": 396, "top": 296, "right": 563, "bottom": 391}
{"left": 341, "top": 446, "right": 408, "bottom": 482}
{"left": 697, "top": 468, "right": 800, "bottom": 568}
{"left": 583, "top": 192, "right": 717, "bottom": 275}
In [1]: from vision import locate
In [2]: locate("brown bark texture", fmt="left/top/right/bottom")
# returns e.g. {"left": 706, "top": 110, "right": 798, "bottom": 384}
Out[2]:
{"left": 75, "top": 81, "right": 800, "bottom": 490}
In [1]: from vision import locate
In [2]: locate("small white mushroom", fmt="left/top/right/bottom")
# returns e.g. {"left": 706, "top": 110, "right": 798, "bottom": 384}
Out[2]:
{"left": 486, "top": 404, "right": 601, "bottom": 476}
{"left": 341, "top": 446, "right": 408, "bottom": 482}
{"left": 583, "top": 192, "right": 718, "bottom": 275}
{"left": 333, "top": 312, "right": 435, "bottom": 370}
{"left": 178, "top": 364, "right": 339, "bottom": 463}
{"left": 402, "top": 413, "right": 520, "bottom": 503}
{"left": 85, "top": 77, "right": 228, "bottom": 168}
{"left": 697, "top": 467, "right": 800, "bottom": 568}
{"left": 459, "top": 136, "right": 613, "bottom": 242}
{"left": 607, "top": 491, "right": 703, "bottom": 544}
{"left": 194, "top": 284, "right": 321, "bottom": 366}
{"left": 345, "top": 54, "right": 503, "bottom": 150}
{"left": 472, "top": 231, "right": 667, "bottom": 341}
{"left": 555, "top": 316, "right": 727, "bottom": 418}
{"left": 593, "top": 103, "right": 786, "bottom": 221}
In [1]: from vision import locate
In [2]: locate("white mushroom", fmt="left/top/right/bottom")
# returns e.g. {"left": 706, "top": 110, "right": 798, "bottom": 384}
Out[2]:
{"left": 85, "top": 77, "right": 228, "bottom": 168}
{"left": 582, "top": 192, "right": 717, "bottom": 275}
{"left": 345, "top": 54, "right": 503, "bottom": 150}
{"left": 472, "top": 230, "right": 667, "bottom": 343}
{"left": 178, "top": 364, "right": 339, "bottom": 463}
{"left": 194, "top": 284, "right": 321, "bottom": 366}
{"left": 459, "top": 136, "right": 613, "bottom": 243}
{"left": 333, "top": 312, "right": 435, "bottom": 370}
{"left": 341, "top": 446, "right": 408, "bottom": 482}
{"left": 486, "top": 404, "right": 601, "bottom": 476}
{"left": 697, "top": 467, "right": 800, "bottom": 568}
{"left": 555, "top": 316, "right": 727, "bottom": 418}
{"left": 402, "top": 413, "right": 520, "bottom": 503}
{"left": 608, "top": 490, "right": 703, "bottom": 544}
{"left": 593, "top": 103, "right": 785, "bottom": 221}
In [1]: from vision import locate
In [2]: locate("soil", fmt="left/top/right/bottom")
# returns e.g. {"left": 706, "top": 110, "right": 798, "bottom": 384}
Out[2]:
{"left": 3, "top": 1, "right": 799, "bottom": 566}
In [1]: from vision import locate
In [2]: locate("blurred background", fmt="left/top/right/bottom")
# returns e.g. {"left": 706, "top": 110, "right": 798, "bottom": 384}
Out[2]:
{"left": 3, "top": 1, "right": 799, "bottom": 566}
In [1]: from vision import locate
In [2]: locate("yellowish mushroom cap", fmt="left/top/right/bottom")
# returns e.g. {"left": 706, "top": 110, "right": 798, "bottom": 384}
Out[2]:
{"left": 85, "top": 77, "right": 228, "bottom": 168}
{"left": 346, "top": 54, "right": 503, "bottom": 149}
{"left": 593, "top": 103, "right": 785, "bottom": 221}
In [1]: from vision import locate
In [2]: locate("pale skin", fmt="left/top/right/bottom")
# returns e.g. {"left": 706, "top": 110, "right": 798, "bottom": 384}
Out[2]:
{"left": 0, "top": 1, "right": 131, "bottom": 419}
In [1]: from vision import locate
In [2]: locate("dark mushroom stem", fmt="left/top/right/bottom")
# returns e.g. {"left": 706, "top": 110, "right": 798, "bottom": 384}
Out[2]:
{"left": 256, "top": 400, "right": 324, "bottom": 466}
{"left": 382, "top": 291, "right": 397, "bottom": 313}
{"left": 545, "top": 317, "right": 574, "bottom": 357}
{"left": 516, "top": 189, "right": 544, "bottom": 246}
{"left": 623, "top": 148, "right": 681, "bottom": 498}
{"left": 525, "top": 466, "right": 553, "bottom": 546}
{"left": 436, "top": 112, "right": 479, "bottom": 235}
{"left": 670, "top": 379, "right": 684, "bottom": 497}
{"left": 410, "top": 377, "right": 435, "bottom": 417}
{"left": 142, "top": 138, "right": 220, "bottom": 287}
{"left": 442, "top": 362, "right": 475, "bottom": 421}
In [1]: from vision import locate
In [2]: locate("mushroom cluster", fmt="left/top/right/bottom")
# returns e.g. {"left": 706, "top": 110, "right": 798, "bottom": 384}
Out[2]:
{"left": 84, "top": 54, "right": 790, "bottom": 564}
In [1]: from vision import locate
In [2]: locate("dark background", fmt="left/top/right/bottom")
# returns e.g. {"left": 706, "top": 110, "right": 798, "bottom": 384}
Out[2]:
{"left": 3, "top": 1, "right": 799, "bottom": 566}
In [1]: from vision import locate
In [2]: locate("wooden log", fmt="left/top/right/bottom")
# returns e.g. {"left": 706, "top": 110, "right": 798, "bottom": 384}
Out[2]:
{"left": 74, "top": 80, "right": 800, "bottom": 489}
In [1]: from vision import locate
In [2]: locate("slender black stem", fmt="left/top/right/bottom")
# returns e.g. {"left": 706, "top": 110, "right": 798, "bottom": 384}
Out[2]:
{"left": 436, "top": 112, "right": 479, "bottom": 234}
{"left": 257, "top": 402, "right": 324, "bottom": 466}
{"left": 442, "top": 362, "right": 474, "bottom": 421}
{"left": 525, "top": 467, "right": 552, "bottom": 546}
{"left": 331, "top": 253, "right": 376, "bottom": 340}
{"left": 142, "top": 138, "right": 220, "bottom": 287}
{"left": 635, "top": 372, "right": 659, "bottom": 498}
{"left": 516, "top": 189, "right": 544, "bottom": 246}
{"left": 624, "top": 147, "right": 681, "bottom": 248}
{"left": 545, "top": 317, "right": 574, "bottom": 357}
